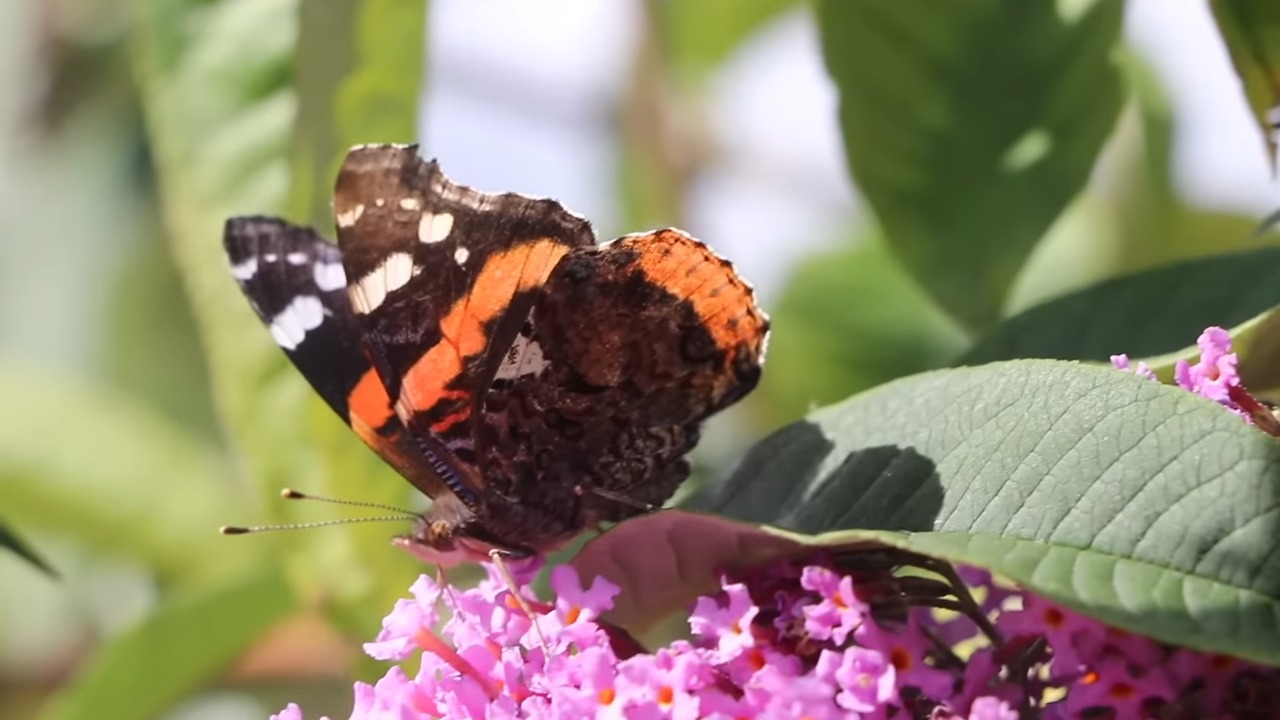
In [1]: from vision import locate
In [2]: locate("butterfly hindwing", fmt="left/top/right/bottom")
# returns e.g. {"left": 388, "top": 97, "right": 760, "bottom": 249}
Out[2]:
{"left": 468, "top": 228, "right": 769, "bottom": 547}
{"left": 534, "top": 229, "right": 769, "bottom": 423}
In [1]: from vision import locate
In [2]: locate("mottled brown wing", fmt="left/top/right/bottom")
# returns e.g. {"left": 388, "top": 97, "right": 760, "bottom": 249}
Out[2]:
{"left": 471, "top": 228, "right": 770, "bottom": 551}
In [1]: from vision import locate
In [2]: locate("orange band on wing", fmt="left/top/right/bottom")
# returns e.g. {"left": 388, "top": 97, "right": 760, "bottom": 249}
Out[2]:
{"left": 631, "top": 230, "right": 764, "bottom": 353}
{"left": 347, "top": 366, "right": 396, "bottom": 447}
{"left": 399, "top": 239, "right": 570, "bottom": 426}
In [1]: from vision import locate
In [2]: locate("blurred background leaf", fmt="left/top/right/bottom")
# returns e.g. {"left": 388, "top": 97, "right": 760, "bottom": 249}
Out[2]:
{"left": 962, "top": 247, "right": 1280, "bottom": 367}
{"left": 1100, "top": 49, "right": 1276, "bottom": 271}
{"left": 817, "top": 0, "right": 1125, "bottom": 333}
{"left": 1210, "top": 0, "right": 1280, "bottom": 166}
{"left": 289, "top": 0, "right": 428, "bottom": 229}
{"left": 43, "top": 569, "right": 294, "bottom": 720}
{"left": 0, "top": 366, "right": 243, "bottom": 585}
{"left": 756, "top": 235, "right": 967, "bottom": 422}
{"left": 0, "top": 522, "right": 56, "bottom": 576}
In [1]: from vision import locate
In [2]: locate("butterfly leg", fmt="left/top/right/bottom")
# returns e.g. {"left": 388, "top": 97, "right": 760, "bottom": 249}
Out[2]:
{"left": 488, "top": 547, "right": 550, "bottom": 655}
{"left": 580, "top": 485, "right": 657, "bottom": 512}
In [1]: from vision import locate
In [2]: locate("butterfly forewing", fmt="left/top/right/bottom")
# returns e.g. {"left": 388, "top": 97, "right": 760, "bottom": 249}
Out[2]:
{"left": 221, "top": 216, "right": 474, "bottom": 523}
{"left": 223, "top": 216, "right": 365, "bottom": 416}
{"left": 330, "top": 144, "right": 597, "bottom": 498}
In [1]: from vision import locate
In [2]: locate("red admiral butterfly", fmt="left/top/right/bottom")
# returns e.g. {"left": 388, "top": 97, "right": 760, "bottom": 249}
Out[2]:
{"left": 223, "top": 144, "right": 768, "bottom": 565}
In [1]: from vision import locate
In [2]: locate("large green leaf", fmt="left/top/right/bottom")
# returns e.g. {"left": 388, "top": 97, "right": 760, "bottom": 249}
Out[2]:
{"left": 962, "top": 247, "right": 1280, "bottom": 366}
{"left": 756, "top": 237, "right": 967, "bottom": 423}
{"left": 132, "top": 0, "right": 425, "bottom": 625}
{"left": 698, "top": 360, "right": 1280, "bottom": 664}
{"left": 43, "top": 569, "right": 294, "bottom": 720}
{"left": 1211, "top": 0, "right": 1280, "bottom": 167}
{"left": 817, "top": 0, "right": 1124, "bottom": 332}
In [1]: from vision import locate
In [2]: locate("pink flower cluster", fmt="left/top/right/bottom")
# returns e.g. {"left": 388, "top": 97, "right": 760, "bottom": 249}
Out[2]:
{"left": 1112, "top": 326, "right": 1279, "bottom": 431}
{"left": 272, "top": 556, "right": 1278, "bottom": 719}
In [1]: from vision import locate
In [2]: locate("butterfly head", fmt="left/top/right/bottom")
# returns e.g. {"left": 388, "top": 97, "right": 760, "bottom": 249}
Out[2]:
{"left": 392, "top": 522, "right": 489, "bottom": 567}
{"left": 387, "top": 489, "right": 514, "bottom": 567}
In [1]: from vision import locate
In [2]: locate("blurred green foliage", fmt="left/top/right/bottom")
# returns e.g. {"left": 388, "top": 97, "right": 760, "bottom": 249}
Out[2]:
{"left": 1212, "top": 0, "right": 1280, "bottom": 166}
{"left": 2, "top": 0, "right": 1278, "bottom": 718}
{"left": 818, "top": 0, "right": 1125, "bottom": 332}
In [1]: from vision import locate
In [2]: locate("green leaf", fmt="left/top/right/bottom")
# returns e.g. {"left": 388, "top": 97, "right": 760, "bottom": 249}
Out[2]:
{"left": 1210, "top": 0, "right": 1280, "bottom": 168}
{"left": 132, "top": 0, "right": 424, "bottom": 622}
{"left": 43, "top": 569, "right": 295, "bottom": 720}
{"left": 0, "top": 522, "right": 56, "bottom": 577}
{"left": 700, "top": 360, "right": 1280, "bottom": 664}
{"left": 0, "top": 366, "right": 242, "bottom": 584}
{"left": 817, "top": 0, "right": 1124, "bottom": 332}
{"left": 757, "top": 237, "right": 968, "bottom": 423}
{"left": 963, "top": 247, "right": 1280, "bottom": 366}
{"left": 289, "top": 0, "right": 426, "bottom": 228}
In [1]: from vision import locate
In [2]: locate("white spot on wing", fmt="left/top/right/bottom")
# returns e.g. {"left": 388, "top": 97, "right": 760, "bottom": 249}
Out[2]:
{"left": 495, "top": 334, "right": 548, "bottom": 380}
{"left": 399, "top": 197, "right": 422, "bottom": 211}
{"left": 418, "top": 212, "right": 455, "bottom": 244}
{"left": 286, "top": 251, "right": 307, "bottom": 265}
{"left": 393, "top": 397, "right": 412, "bottom": 423}
{"left": 269, "top": 295, "right": 324, "bottom": 350}
{"left": 454, "top": 246, "right": 469, "bottom": 265}
{"left": 350, "top": 252, "right": 414, "bottom": 314}
{"left": 230, "top": 256, "right": 257, "bottom": 281}
{"left": 263, "top": 253, "right": 279, "bottom": 263}
{"left": 336, "top": 204, "right": 364, "bottom": 228}
{"left": 313, "top": 260, "right": 346, "bottom": 292}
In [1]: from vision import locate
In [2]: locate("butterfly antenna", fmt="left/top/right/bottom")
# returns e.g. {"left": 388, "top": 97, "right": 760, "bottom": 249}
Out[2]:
{"left": 488, "top": 548, "right": 549, "bottom": 655}
{"left": 279, "top": 488, "right": 418, "bottom": 517}
{"left": 220, "top": 515, "right": 408, "bottom": 535}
